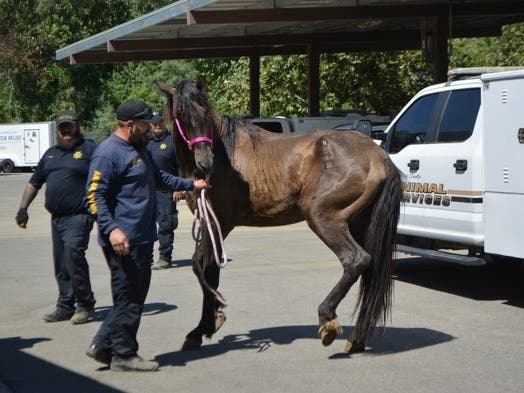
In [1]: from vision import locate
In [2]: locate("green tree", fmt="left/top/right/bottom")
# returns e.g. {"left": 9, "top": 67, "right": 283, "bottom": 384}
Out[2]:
{"left": 450, "top": 22, "right": 524, "bottom": 67}
{"left": 193, "top": 51, "right": 431, "bottom": 118}
{"left": 87, "top": 60, "right": 196, "bottom": 143}
{"left": 0, "top": 0, "right": 172, "bottom": 127}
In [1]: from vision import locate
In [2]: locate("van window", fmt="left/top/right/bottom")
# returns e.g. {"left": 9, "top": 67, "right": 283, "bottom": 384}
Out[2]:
{"left": 388, "top": 93, "right": 439, "bottom": 153}
{"left": 437, "top": 88, "right": 480, "bottom": 142}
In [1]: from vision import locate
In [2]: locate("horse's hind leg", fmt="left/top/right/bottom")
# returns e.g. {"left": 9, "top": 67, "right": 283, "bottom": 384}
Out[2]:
{"left": 306, "top": 215, "right": 371, "bottom": 350}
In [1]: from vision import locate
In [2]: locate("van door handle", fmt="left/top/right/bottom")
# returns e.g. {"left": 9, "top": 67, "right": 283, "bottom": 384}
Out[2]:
{"left": 454, "top": 159, "right": 468, "bottom": 172}
{"left": 407, "top": 159, "right": 419, "bottom": 171}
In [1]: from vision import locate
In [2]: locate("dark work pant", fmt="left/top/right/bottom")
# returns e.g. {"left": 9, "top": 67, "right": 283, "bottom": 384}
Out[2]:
{"left": 155, "top": 190, "right": 178, "bottom": 261}
{"left": 51, "top": 213, "right": 95, "bottom": 313}
{"left": 92, "top": 243, "right": 153, "bottom": 357}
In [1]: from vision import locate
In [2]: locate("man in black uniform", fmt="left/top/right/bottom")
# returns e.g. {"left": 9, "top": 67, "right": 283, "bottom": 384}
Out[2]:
{"left": 147, "top": 111, "right": 180, "bottom": 270}
{"left": 15, "top": 110, "right": 96, "bottom": 325}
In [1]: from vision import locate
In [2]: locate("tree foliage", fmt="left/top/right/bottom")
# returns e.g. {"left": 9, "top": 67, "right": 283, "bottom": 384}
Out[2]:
{"left": 0, "top": 0, "right": 172, "bottom": 131}
{"left": 193, "top": 52, "right": 432, "bottom": 118}
{"left": 450, "top": 23, "right": 524, "bottom": 67}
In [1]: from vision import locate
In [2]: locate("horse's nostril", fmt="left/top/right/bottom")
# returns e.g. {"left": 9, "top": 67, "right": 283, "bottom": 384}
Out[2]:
{"left": 196, "top": 159, "right": 213, "bottom": 172}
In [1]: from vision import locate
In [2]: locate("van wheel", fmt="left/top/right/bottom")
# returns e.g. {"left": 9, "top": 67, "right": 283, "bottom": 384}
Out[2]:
{"left": 2, "top": 159, "right": 14, "bottom": 173}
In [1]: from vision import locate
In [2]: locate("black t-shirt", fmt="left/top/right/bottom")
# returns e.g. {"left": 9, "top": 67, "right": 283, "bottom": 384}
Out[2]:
{"left": 29, "top": 136, "right": 96, "bottom": 215}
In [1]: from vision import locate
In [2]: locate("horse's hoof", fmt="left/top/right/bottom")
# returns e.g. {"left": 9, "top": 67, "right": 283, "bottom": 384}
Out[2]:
{"left": 318, "top": 320, "right": 343, "bottom": 347}
{"left": 344, "top": 339, "right": 365, "bottom": 353}
{"left": 181, "top": 337, "right": 202, "bottom": 351}
{"left": 215, "top": 310, "right": 227, "bottom": 332}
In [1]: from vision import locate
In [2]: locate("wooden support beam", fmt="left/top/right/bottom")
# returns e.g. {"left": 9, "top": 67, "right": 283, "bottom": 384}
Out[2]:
{"left": 72, "top": 38, "right": 422, "bottom": 64}
{"left": 308, "top": 44, "right": 320, "bottom": 117}
{"left": 249, "top": 56, "right": 260, "bottom": 117}
{"left": 107, "top": 31, "right": 420, "bottom": 52}
{"left": 432, "top": 15, "right": 449, "bottom": 83}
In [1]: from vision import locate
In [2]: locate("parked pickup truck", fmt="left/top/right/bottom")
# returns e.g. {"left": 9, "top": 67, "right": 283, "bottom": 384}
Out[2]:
{"left": 248, "top": 112, "right": 390, "bottom": 140}
{"left": 382, "top": 67, "right": 524, "bottom": 265}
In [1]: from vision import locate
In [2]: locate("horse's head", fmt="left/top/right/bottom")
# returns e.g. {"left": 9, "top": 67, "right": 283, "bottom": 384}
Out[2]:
{"left": 155, "top": 78, "right": 215, "bottom": 178}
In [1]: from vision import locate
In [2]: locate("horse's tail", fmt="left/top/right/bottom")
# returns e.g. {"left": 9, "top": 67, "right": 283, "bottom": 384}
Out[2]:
{"left": 353, "top": 157, "right": 402, "bottom": 343}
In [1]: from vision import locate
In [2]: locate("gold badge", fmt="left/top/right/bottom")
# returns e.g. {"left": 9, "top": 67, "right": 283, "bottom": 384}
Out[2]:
{"left": 73, "top": 151, "right": 83, "bottom": 159}
{"left": 160, "top": 143, "right": 167, "bottom": 150}
{"left": 132, "top": 156, "right": 142, "bottom": 164}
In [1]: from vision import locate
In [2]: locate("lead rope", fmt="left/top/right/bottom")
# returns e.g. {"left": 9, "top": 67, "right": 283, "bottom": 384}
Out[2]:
{"left": 191, "top": 189, "right": 228, "bottom": 306}
{"left": 192, "top": 189, "right": 229, "bottom": 268}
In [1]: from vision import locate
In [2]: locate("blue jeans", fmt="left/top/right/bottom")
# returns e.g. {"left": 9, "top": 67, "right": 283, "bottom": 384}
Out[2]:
{"left": 92, "top": 243, "right": 153, "bottom": 357}
{"left": 155, "top": 190, "right": 178, "bottom": 261}
{"left": 51, "top": 213, "right": 95, "bottom": 313}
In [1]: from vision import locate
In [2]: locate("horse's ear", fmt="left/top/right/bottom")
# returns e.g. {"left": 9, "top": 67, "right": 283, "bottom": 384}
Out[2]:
{"left": 153, "top": 80, "right": 175, "bottom": 123}
{"left": 195, "top": 76, "right": 207, "bottom": 93}
{"left": 154, "top": 80, "right": 176, "bottom": 96}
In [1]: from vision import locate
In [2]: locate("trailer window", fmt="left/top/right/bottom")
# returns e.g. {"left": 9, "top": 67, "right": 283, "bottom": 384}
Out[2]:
{"left": 437, "top": 88, "right": 480, "bottom": 142}
{"left": 388, "top": 93, "right": 438, "bottom": 153}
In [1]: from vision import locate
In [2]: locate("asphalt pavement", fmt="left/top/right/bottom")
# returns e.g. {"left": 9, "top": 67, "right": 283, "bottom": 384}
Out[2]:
{"left": 1, "top": 172, "right": 523, "bottom": 393}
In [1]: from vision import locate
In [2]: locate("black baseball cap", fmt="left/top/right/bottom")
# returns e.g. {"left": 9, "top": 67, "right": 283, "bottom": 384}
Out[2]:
{"left": 116, "top": 99, "right": 154, "bottom": 121}
{"left": 151, "top": 111, "right": 163, "bottom": 123}
{"left": 56, "top": 110, "right": 79, "bottom": 127}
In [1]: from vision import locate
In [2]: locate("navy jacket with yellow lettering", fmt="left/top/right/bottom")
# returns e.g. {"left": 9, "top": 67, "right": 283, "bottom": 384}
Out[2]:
{"left": 85, "top": 134, "right": 193, "bottom": 247}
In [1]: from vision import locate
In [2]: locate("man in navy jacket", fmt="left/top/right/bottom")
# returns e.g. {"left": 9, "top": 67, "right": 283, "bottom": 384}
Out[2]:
{"left": 85, "top": 99, "right": 208, "bottom": 372}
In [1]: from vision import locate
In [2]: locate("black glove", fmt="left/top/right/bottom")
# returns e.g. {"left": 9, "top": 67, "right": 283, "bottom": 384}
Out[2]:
{"left": 16, "top": 208, "right": 28, "bottom": 228}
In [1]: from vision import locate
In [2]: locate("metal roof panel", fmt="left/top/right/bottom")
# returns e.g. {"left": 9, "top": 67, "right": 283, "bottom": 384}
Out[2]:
{"left": 55, "top": 0, "right": 524, "bottom": 63}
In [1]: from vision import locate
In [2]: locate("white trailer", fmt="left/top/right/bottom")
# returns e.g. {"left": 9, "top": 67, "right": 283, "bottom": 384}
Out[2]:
{"left": 0, "top": 122, "right": 56, "bottom": 173}
{"left": 383, "top": 68, "right": 524, "bottom": 265}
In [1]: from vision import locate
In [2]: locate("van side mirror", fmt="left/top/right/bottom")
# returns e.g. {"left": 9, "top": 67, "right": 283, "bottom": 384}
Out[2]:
{"left": 371, "top": 131, "right": 387, "bottom": 141}
{"left": 353, "top": 119, "right": 372, "bottom": 137}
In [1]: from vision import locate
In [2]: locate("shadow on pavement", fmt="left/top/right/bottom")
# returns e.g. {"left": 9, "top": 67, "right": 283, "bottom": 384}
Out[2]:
{"left": 170, "top": 258, "right": 233, "bottom": 269}
{"left": 394, "top": 257, "right": 524, "bottom": 308}
{"left": 92, "top": 302, "right": 177, "bottom": 322}
{"left": 156, "top": 325, "right": 453, "bottom": 366}
{"left": 171, "top": 258, "right": 192, "bottom": 268}
{"left": 0, "top": 337, "right": 126, "bottom": 393}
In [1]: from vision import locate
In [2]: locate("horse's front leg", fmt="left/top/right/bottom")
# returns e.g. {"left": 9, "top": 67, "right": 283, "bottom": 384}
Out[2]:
{"left": 182, "top": 240, "right": 226, "bottom": 351}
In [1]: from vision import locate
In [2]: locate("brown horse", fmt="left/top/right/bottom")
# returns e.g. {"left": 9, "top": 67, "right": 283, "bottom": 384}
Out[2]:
{"left": 156, "top": 79, "right": 402, "bottom": 353}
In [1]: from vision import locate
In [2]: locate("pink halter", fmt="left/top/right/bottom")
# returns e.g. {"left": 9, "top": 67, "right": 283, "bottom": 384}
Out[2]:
{"left": 174, "top": 118, "right": 213, "bottom": 149}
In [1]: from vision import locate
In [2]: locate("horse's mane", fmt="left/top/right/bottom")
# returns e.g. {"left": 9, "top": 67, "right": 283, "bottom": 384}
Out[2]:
{"left": 220, "top": 115, "right": 261, "bottom": 157}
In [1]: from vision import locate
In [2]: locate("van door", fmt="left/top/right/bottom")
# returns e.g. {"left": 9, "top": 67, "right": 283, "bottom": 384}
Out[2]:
{"left": 24, "top": 129, "right": 40, "bottom": 165}
{"left": 386, "top": 86, "right": 483, "bottom": 246}
{"left": 385, "top": 91, "right": 441, "bottom": 238}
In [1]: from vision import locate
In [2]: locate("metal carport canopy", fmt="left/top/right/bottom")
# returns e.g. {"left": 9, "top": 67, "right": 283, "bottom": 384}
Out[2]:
{"left": 55, "top": 0, "right": 524, "bottom": 115}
